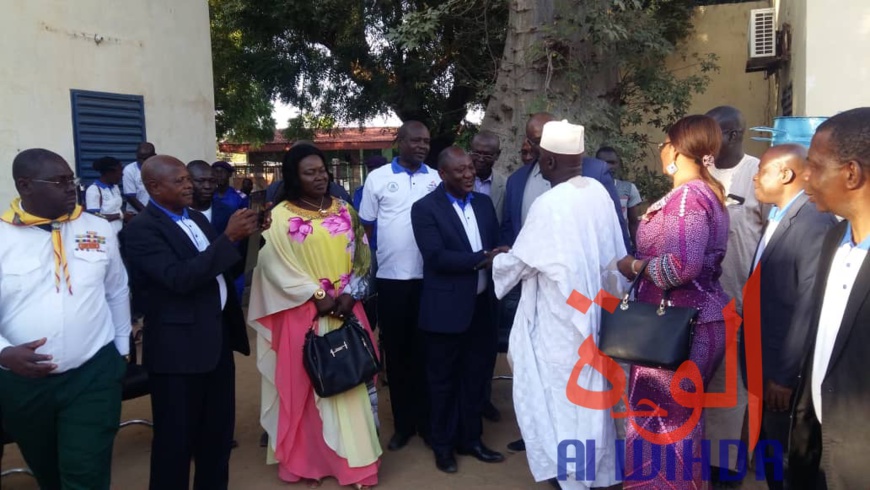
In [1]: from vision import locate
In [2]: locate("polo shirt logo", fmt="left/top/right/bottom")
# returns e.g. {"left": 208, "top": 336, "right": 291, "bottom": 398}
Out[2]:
{"left": 387, "top": 182, "right": 400, "bottom": 193}
{"left": 75, "top": 231, "right": 107, "bottom": 252}
{"left": 427, "top": 181, "right": 438, "bottom": 192}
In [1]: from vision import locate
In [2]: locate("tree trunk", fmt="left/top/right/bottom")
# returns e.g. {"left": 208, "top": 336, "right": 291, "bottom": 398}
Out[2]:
{"left": 479, "top": 0, "right": 551, "bottom": 175}
{"left": 481, "top": 0, "right": 618, "bottom": 175}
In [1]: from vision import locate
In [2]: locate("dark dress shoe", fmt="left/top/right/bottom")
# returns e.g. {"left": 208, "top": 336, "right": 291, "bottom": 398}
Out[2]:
{"left": 456, "top": 442, "right": 505, "bottom": 463}
{"left": 507, "top": 438, "right": 525, "bottom": 452}
{"left": 259, "top": 431, "right": 268, "bottom": 448}
{"left": 482, "top": 401, "right": 501, "bottom": 422}
{"left": 435, "top": 452, "right": 458, "bottom": 474}
{"left": 387, "top": 432, "right": 414, "bottom": 451}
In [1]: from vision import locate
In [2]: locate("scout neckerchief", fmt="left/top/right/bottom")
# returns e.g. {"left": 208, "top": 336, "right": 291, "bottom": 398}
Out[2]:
{"left": 0, "top": 198, "right": 83, "bottom": 294}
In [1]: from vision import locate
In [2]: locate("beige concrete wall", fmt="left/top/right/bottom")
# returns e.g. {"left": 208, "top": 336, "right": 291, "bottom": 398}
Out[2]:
{"left": 774, "top": 0, "right": 808, "bottom": 115}
{"left": 804, "top": 0, "right": 870, "bottom": 115}
{"left": 0, "top": 0, "right": 216, "bottom": 205}
{"left": 632, "top": 2, "right": 774, "bottom": 172}
{"left": 776, "top": 0, "right": 870, "bottom": 116}
{"left": 672, "top": 2, "right": 773, "bottom": 159}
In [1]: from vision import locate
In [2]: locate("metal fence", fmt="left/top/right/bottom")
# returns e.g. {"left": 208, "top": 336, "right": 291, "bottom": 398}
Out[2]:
{"left": 230, "top": 160, "right": 369, "bottom": 196}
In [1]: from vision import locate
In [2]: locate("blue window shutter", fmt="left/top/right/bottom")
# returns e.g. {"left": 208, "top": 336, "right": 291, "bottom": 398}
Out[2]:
{"left": 70, "top": 90, "right": 146, "bottom": 183}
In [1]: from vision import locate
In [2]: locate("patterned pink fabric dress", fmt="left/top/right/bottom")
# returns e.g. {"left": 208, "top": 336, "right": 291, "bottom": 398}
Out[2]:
{"left": 624, "top": 180, "right": 730, "bottom": 489}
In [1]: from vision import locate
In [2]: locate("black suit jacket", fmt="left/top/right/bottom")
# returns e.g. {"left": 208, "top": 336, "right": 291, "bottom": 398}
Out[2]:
{"left": 746, "top": 194, "right": 837, "bottom": 388}
{"left": 124, "top": 204, "right": 251, "bottom": 374}
{"left": 411, "top": 185, "right": 499, "bottom": 334}
{"left": 789, "top": 220, "right": 870, "bottom": 489}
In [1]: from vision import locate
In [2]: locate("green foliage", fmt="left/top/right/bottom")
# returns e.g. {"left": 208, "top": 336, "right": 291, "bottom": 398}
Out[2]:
{"left": 210, "top": 0, "right": 276, "bottom": 145}
{"left": 283, "top": 114, "right": 337, "bottom": 141}
{"left": 210, "top": 0, "right": 507, "bottom": 142}
{"left": 532, "top": 0, "right": 719, "bottom": 202}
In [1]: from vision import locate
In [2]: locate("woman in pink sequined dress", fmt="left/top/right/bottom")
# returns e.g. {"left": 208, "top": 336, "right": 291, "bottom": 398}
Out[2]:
{"left": 616, "top": 115, "right": 731, "bottom": 489}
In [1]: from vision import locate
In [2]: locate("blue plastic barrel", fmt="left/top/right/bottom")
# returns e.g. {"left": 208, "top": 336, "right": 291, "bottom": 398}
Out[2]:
{"left": 750, "top": 116, "right": 828, "bottom": 148}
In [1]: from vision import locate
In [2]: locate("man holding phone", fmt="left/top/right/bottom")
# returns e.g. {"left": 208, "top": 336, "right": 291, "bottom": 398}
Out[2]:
{"left": 124, "top": 155, "right": 266, "bottom": 489}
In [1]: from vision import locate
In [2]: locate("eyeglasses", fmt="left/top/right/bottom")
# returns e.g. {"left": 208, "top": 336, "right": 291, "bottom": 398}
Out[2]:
{"left": 469, "top": 152, "right": 497, "bottom": 162}
{"left": 32, "top": 177, "right": 81, "bottom": 188}
{"left": 658, "top": 141, "right": 671, "bottom": 150}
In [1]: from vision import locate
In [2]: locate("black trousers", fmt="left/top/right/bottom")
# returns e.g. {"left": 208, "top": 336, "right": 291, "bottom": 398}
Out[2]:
{"left": 148, "top": 341, "right": 235, "bottom": 490}
{"left": 377, "top": 278, "right": 429, "bottom": 437}
{"left": 424, "top": 294, "right": 496, "bottom": 454}
{"left": 760, "top": 406, "right": 791, "bottom": 490}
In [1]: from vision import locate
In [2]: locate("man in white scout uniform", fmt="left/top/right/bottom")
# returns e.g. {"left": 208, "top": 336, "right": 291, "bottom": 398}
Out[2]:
{"left": 0, "top": 148, "right": 130, "bottom": 490}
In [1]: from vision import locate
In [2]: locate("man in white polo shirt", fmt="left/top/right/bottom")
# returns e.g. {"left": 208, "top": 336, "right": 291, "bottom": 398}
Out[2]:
{"left": 359, "top": 120, "right": 441, "bottom": 451}
{"left": 122, "top": 141, "right": 156, "bottom": 215}
{"left": 789, "top": 107, "right": 870, "bottom": 489}
{"left": 0, "top": 149, "right": 130, "bottom": 490}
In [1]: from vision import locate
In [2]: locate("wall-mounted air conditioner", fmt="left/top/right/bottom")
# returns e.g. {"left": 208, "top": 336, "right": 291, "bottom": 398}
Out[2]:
{"left": 746, "top": 8, "right": 788, "bottom": 74}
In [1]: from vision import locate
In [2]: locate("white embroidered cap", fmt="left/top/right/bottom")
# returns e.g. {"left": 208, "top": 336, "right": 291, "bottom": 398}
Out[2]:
{"left": 540, "top": 119, "right": 585, "bottom": 155}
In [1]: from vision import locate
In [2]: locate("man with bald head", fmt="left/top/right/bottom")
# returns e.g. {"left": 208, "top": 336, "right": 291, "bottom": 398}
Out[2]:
{"left": 360, "top": 120, "right": 441, "bottom": 450}
{"left": 124, "top": 155, "right": 261, "bottom": 489}
{"left": 746, "top": 144, "right": 837, "bottom": 489}
{"left": 0, "top": 149, "right": 130, "bottom": 489}
{"left": 493, "top": 121, "right": 626, "bottom": 488}
{"left": 411, "top": 146, "right": 504, "bottom": 472}
{"left": 704, "top": 105, "right": 765, "bottom": 478}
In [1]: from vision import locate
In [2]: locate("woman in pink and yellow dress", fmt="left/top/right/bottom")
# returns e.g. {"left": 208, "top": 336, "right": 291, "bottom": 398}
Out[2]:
{"left": 248, "top": 144, "right": 380, "bottom": 489}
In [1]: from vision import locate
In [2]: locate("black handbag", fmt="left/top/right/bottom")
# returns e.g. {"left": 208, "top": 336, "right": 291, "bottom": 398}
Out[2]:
{"left": 598, "top": 262, "right": 698, "bottom": 370}
{"left": 303, "top": 314, "right": 381, "bottom": 398}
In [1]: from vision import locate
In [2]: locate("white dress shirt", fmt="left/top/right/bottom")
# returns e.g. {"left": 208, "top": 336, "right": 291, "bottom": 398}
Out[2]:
{"left": 448, "top": 195, "right": 487, "bottom": 294}
{"left": 122, "top": 162, "right": 151, "bottom": 215}
{"left": 173, "top": 212, "right": 228, "bottom": 310}
{"left": 811, "top": 224, "right": 870, "bottom": 422}
{"left": 0, "top": 213, "right": 131, "bottom": 372}
{"left": 200, "top": 206, "right": 214, "bottom": 223}
{"left": 359, "top": 159, "right": 441, "bottom": 280}
{"left": 150, "top": 201, "right": 228, "bottom": 310}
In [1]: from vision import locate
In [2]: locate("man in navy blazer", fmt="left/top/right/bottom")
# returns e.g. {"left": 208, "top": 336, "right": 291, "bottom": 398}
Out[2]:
{"left": 125, "top": 156, "right": 260, "bottom": 490}
{"left": 411, "top": 147, "right": 506, "bottom": 474}
{"left": 500, "top": 113, "right": 630, "bottom": 251}
{"left": 742, "top": 144, "right": 837, "bottom": 489}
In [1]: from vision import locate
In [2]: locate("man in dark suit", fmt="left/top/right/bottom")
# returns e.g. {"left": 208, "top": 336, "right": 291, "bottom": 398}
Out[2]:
{"left": 124, "top": 155, "right": 260, "bottom": 490}
{"left": 745, "top": 144, "right": 836, "bottom": 490}
{"left": 500, "top": 112, "right": 630, "bottom": 250}
{"left": 789, "top": 107, "right": 870, "bottom": 490}
{"left": 411, "top": 147, "right": 506, "bottom": 473}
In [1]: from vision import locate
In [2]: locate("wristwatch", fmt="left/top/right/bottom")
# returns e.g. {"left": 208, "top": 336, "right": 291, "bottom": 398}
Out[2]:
{"left": 313, "top": 288, "right": 327, "bottom": 300}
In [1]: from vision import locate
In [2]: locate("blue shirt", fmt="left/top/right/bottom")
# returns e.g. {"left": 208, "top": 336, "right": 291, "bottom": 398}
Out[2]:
{"left": 214, "top": 187, "right": 248, "bottom": 210}
{"left": 353, "top": 186, "right": 376, "bottom": 250}
{"left": 768, "top": 190, "right": 806, "bottom": 222}
{"left": 444, "top": 186, "right": 474, "bottom": 209}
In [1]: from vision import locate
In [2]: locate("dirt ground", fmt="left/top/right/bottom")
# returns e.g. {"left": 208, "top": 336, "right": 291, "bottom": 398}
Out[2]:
{"left": 0, "top": 328, "right": 768, "bottom": 490}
